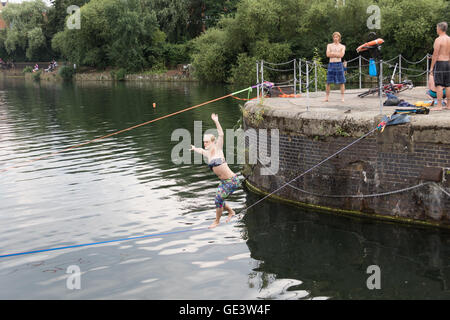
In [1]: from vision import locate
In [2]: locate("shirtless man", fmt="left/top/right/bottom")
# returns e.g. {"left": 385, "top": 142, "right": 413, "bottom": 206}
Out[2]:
{"left": 430, "top": 22, "right": 450, "bottom": 111}
{"left": 324, "top": 32, "right": 346, "bottom": 102}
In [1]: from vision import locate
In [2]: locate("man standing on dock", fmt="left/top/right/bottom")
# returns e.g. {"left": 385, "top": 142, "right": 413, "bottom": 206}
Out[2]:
{"left": 324, "top": 32, "right": 346, "bottom": 103}
{"left": 430, "top": 22, "right": 450, "bottom": 111}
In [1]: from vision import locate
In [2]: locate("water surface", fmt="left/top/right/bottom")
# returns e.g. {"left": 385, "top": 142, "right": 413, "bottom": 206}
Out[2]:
{"left": 0, "top": 77, "right": 449, "bottom": 299}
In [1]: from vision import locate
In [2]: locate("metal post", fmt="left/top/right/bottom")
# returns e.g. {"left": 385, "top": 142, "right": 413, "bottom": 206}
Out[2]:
{"left": 299, "top": 59, "right": 302, "bottom": 93}
{"left": 261, "top": 60, "right": 264, "bottom": 100}
{"left": 426, "top": 54, "right": 430, "bottom": 88}
{"left": 256, "top": 61, "right": 260, "bottom": 101}
{"left": 261, "top": 60, "right": 264, "bottom": 84}
{"left": 379, "top": 60, "right": 383, "bottom": 114}
{"left": 314, "top": 61, "right": 318, "bottom": 92}
{"left": 359, "top": 55, "right": 362, "bottom": 89}
{"left": 294, "top": 59, "right": 297, "bottom": 95}
{"left": 398, "top": 54, "right": 402, "bottom": 83}
{"left": 306, "top": 62, "right": 310, "bottom": 111}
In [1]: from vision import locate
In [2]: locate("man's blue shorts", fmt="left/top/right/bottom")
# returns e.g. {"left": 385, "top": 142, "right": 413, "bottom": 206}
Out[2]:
{"left": 327, "top": 62, "right": 346, "bottom": 84}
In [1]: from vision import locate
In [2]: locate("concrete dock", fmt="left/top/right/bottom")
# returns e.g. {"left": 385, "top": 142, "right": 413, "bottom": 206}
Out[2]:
{"left": 243, "top": 86, "right": 450, "bottom": 228}
{"left": 254, "top": 86, "right": 450, "bottom": 129}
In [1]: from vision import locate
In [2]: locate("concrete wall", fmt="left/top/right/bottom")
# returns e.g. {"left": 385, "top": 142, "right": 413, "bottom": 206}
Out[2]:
{"left": 243, "top": 103, "right": 450, "bottom": 228}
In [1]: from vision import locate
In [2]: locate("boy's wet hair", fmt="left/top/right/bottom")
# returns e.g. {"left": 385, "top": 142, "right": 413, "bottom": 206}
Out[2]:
{"left": 204, "top": 134, "right": 216, "bottom": 143}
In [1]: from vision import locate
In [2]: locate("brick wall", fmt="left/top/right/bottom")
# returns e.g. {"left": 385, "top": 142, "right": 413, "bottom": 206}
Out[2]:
{"left": 244, "top": 118, "right": 450, "bottom": 226}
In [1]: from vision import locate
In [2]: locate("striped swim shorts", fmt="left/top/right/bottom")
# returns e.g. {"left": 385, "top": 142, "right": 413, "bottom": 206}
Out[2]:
{"left": 327, "top": 62, "right": 346, "bottom": 84}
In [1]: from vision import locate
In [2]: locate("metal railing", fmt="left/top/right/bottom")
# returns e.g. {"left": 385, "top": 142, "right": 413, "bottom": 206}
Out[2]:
{"left": 255, "top": 54, "right": 433, "bottom": 114}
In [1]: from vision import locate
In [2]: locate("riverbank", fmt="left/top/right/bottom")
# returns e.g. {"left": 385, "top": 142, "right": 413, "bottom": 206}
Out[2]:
{"left": 3, "top": 67, "right": 198, "bottom": 82}
{"left": 243, "top": 87, "right": 450, "bottom": 229}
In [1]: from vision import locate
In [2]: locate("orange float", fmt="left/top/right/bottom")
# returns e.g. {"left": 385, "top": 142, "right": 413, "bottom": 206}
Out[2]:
{"left": 356, "top": 38, "right": 384, "bottom": 53}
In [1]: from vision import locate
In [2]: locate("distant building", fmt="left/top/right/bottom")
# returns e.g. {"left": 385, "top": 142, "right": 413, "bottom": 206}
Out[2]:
{"left": 0, "top": 1, "right": 9, "bottom": 30}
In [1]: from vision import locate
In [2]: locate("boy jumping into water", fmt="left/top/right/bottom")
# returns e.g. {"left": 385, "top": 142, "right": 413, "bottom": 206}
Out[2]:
{"left": 190, "top": 113, "right": 240, "bottom": 229}
{"left": 430, "top": 22, "right": 450, "bottom": 111}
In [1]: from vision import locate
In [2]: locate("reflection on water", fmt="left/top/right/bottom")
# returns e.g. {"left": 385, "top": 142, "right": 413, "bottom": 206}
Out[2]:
{"left": 0, "top": 77, "right": 449, "bottom": 299}
{"left": 243, "top": 192, "right": 450, "bottom": 299}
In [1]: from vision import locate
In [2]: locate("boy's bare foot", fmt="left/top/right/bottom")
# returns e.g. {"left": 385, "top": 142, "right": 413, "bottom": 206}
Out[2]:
{"left": 226, "top": 209, "right": 235, "bottom": 223}
{"left": 209, "top": 221, "right": 220, "bottom": 229}
{"left": 323, "top": 98, "right": 329, "bottom": 102}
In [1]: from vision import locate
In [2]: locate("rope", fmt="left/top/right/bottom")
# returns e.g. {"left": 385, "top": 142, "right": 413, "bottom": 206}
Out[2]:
{"left": 0, "top": 227, "right": 209, "bottom": 259}
{"left": 254, "top": 152, "right": 433, "bottom": 198}
{"left": 263, "top": 65, "right": 296, "bottom": 72}
{"left": 262, "top": 59, "right": 296, "bottom": 66}
{"left": 273, "top": 79, "right": 295, "bottom": 86}
{"left": 434, "top": 183, "right": 450, "bottom": 198}
{"left": 288, "top": 181, "right": 431, "bottom": 198}
{"left": 346, "top": 56, "right": 360, "bottom": 63}
{"left": 231, "top": 96, "right": 257, "bottom": 101}
{"left": 401, "top": 55, "right": 429, "bottom": 64}
{"left": 383, "top": 55, "right": 400, "bottom": 63}
{"left": 0, "top": 87, "right": 252, "bottom": 174}
{"left": 239, "top": 127, "right": 379, "bottom": 215}
{"left": 404, "top": 71, "right": 428, "bottom": 78}
{"left": 274, "top": 86, "right": 301, "bottom": 98}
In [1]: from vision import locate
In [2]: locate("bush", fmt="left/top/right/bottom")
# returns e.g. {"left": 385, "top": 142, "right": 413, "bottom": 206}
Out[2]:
{"left": 228, "top": 53, "right": 257, "bottom": 85}
{"left": 163, "top": 42, "right": 191, "bottom": 68}
{"left": 110, "top": 68, "right": 127, "bottom": 81}
{"left": 31, "top": 70, "right": 42, "bottom": 81}
{"left": 22, "top": 66, "right": 33, "bottom": 74}
{"left": 58, "top": 65, "right": 75, "bottom": 80}
{"left": 311, "top": 47, "right": 327, "bottom": 92}
{"left": 191, "top": 28, "right": 230, "bottom": 82}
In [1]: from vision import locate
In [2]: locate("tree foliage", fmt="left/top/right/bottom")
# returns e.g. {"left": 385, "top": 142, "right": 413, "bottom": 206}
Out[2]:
{"left": 1, "top": 0, "right": 49, "bottom": 60}
{"left": 0, "top": 0, "right": 448, "bottom": 83}
{"left": 192, "top": 0, "right": 449, "bottom": 83}
{"left": 52, "top": 0, "right": 165, "bottom": 71}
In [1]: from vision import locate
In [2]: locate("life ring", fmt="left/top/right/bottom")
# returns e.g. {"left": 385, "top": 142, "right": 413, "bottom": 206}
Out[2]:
{"left": 356, "top": 38, "right": 384, "bottom": 53}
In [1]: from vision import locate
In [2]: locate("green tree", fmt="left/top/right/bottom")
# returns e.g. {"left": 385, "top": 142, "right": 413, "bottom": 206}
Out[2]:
{"left": 378, "top": 0, "right": 448, "bottom": 61}
{"left": 52, "top": 0, "right": 165, "bottom": 71}
{"left": 1, "top": 0, "right": 50, "bottom": 60}
{"left": 186, "top": 0, "right": 239, "bottom": 38}
{"left": 149, "top": 0, "right": 190, "bottom": 43}
{"left": 191, "top": 28, "right": 230, "bottom": 82}
{"left": 46, "top": 0, "right": 90, "bottom": 36}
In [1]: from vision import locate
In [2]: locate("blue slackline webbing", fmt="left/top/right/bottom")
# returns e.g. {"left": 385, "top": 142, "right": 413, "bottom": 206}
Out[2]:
{"left": 0, "top": 227, "right": 209, "bottom": 259}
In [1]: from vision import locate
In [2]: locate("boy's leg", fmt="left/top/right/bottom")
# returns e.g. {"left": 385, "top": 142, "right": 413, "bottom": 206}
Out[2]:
{"left": 340, "top": 83, "right": 345, "bottom": 102}
{"left": 210, "top": 184, "right": 225, "bottom": 228}
{"left": 224, "top": 202, "right": 235, "bottom": 223}
{"left": 324, "top": 84, "right": 331, "bottom": 102}
{"left": 446, "top": 87, "right": 449, "bottom": 109}
{"left": 210, "top": 207, "right": 223, "bottom": 229}
{"left": 432, "top": 86, "right": 444, "bottom": 110}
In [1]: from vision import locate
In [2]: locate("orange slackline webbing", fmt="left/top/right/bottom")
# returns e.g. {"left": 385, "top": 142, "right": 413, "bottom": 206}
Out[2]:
{"left": 276, "top": 86, "right": 301, "bottom": 98}
{"left": 1, "top": 92, "right": 238, "bottom": 173}
{"left": 231, "top": 96, "right": 258, "bottom": 101}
